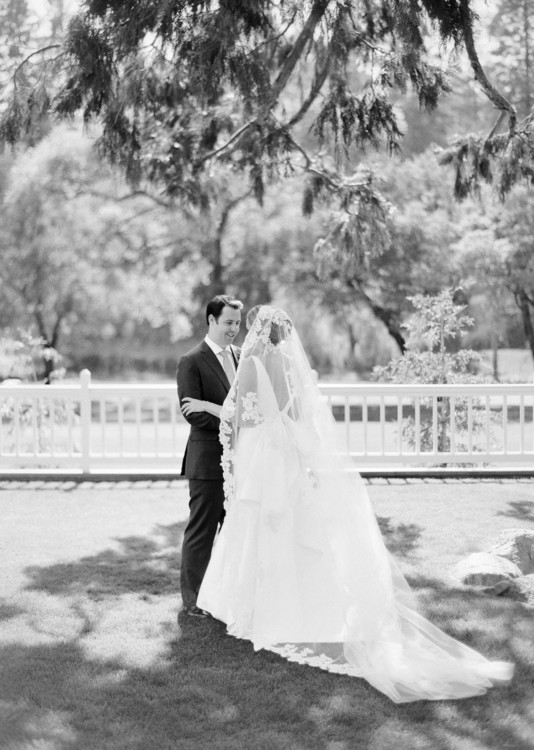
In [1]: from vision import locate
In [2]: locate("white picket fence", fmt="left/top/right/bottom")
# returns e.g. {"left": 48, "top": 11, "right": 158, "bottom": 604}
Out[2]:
{"left": 1, "top": 370, "right": 533, "bottom": 474}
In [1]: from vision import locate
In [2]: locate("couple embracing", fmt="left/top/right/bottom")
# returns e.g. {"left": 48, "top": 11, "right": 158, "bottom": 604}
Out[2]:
{"left": 177, "top": 295, "right": 513, "bottom": 704}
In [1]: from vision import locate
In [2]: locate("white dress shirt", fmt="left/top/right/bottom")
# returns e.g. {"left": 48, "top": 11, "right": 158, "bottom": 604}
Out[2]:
{"left": 204, "top": 335, "right": 236, "bottom": 377}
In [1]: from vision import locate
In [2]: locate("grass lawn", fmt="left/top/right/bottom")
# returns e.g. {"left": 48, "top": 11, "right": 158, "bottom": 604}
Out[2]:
{"left": 0, "top": 480, "right": 533, "bottom": 750}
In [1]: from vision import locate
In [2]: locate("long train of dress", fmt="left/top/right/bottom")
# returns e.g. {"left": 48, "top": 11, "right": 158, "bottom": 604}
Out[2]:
{"left": 198, "top": 359, "right": 513, "bottom": 703}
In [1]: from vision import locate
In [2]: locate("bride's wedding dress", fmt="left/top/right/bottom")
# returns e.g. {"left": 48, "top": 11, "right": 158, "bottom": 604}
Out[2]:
{"left": 197, "top": 307, "right": 513, "bottom": 703}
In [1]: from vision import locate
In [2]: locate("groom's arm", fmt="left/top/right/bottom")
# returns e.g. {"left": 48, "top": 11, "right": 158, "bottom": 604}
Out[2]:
{"left": 177, "top": 355, "right": 221, "bottom": 431}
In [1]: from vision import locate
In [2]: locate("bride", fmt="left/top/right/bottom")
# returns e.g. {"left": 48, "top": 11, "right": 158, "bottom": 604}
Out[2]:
{"left": 182, "top": 305, "right": 513, "bottom": 703}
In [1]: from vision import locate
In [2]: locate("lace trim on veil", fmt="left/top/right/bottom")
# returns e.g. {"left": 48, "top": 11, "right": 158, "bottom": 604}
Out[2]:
{"left": 208, "top": 304, "right": 514, "bottom": 704}
{"left": 220, "top": 306, "right": 294, "bottom": 509}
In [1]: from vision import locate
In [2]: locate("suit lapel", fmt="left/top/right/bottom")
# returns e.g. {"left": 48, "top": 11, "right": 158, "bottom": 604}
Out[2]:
{"left": 230, "top": 345, "right": 239, "bottom": 369}
{"left": 200, "top": 341, "right": 230, "bottom": 390}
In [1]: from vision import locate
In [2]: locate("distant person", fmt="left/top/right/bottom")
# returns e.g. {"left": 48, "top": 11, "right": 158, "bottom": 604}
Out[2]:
{"left": 184, "top": 305, "right": 513, "bottom": 703}
{"left": 177, "top": 294, "right": 242, "bottom": 618}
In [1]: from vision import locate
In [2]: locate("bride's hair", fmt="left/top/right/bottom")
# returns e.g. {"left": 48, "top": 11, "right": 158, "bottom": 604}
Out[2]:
{"left": 243, "top": 305, "right": 294, "bottom": 353}
{"left": 245, "top": 305, "right": 261, "bottom": 330}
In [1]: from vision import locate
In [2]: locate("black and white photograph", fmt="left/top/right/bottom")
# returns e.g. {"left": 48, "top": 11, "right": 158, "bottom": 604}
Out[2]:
{"left": 0, "top": 1, "right": 533, "bottom": 748}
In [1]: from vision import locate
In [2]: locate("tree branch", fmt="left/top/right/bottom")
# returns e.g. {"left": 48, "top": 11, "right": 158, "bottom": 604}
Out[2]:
{"left": 461, "top": 0, "right": 516, "bottom": 134}
{"left": 212, "top": 190, "right": 253, "bottom": 286}
{"left": 266, "top": 0, "right": 332, "bottom": 112}
{"left": 483, "top": 111, "right": 507, "bottom": 146}
{"left": 251, "top": 11, "right": 297, "bottom": 56}
{"left": 285, "top": 49, "right": 332, "bottom": 129}
{"left": 73, "top": 188, "right": 174, "bottom": 209}
{"left": 194, "top": 119, "right": 256, "bottom": 168}
{"left": 283, "top": 129, "right": 365, "bottom": 192}
{"left": 350, "top": 279, "right": 406, "bottom": 353}
{"left": 195, "top": 2, "right": 332, "bottom": 169}
{"left": 12, "top": 44, "right": 63, "bottom": 84}
{"left": 50, "top": 311, "right": 66, "bottom": 349}
{"left": 33, "top": 305, "right": 50, "bottom": 343}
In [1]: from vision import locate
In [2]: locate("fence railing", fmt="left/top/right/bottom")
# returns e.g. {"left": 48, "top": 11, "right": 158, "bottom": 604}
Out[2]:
{"left": 1, "top": 370, "right": 533, "bottom": 474}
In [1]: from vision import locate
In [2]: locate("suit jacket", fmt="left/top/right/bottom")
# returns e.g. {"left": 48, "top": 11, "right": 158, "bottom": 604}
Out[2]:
{"left": 177, "top": 340, "right": 240, "bottom": 480}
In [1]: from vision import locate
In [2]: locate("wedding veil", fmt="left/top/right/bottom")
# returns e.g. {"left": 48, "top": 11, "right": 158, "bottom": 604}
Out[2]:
{"left": 219, "top": 305, "right": 342, "bottom": 506}
{"left": 215, "top": 305, "right": 513, "bottom": 703}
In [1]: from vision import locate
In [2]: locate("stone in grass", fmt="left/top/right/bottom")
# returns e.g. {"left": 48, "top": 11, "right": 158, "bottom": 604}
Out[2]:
{"left": 487, "top": 574, "right": 534, "bottom": 608}
{"left": 512, "top": 574, "right": 534, "bottom": 607}
{"left": 487, "top": 529, "right": 534, "bottom": 575}
{"left": 452, "top": 552, "right": 523, "bottom": 586}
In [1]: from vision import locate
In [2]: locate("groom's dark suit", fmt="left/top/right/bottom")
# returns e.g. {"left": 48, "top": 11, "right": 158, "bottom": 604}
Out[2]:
{"left": 177, "top": 339, "right": 239, "bottom": 608}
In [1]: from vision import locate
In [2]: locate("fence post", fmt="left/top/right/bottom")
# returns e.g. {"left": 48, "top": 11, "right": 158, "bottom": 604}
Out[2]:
{"left": 80, "top": 369, "right": 91, "bottom": 474}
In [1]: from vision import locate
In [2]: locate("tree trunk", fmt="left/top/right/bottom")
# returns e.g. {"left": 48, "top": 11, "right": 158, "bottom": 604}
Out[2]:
{"left": 210, "top": 233, "right": 224, "bottom": 293}
{"left": 491, "top": 329, "right": 500, "bottom": 382}
{"left": 346, "top": 322, "right": 358, "bottom": 370}
{"left": 523, "top": 0, "right": 532, "bottom": 117}
{"left": 209, "top": 191, "right": 252, "bottom": 296}
{"left": 350, "top": 282, "right": 406, "bottom": 353}
{"left": 364, "top": 301, "right": 406, "bottom": 354}
{"left": 461, "top": 0, "right": 517, "bottom": 134}
{"left": 516, "top": 288, "right": 534, "bottom": 362}
{"left": 42, "top": 356, "right": 55, "bottom": 383}
{"left": 34, "top": 307, "right": 61, "bottom": 383}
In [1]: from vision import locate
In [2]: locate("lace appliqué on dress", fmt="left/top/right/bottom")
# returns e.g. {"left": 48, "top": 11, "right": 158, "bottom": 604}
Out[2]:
{"left": 220, "top": 392, "right": 264, "bottom": 509}
{"left": 266, "top": 644, "right": 364, "bottom": 677}
{"left": 241, "top": 392, "right": 264, "bottom": 425}
{"left": 220, "top": 400, "right": 236, "bottom": 508}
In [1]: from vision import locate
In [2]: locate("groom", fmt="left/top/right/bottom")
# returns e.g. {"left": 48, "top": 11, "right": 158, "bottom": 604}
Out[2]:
{"left": 177, "top": 294, "right": 243, "bottom": 618}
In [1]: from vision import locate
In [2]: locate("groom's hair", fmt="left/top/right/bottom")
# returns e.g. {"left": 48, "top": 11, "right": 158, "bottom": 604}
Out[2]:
{"left": 206, "top": 295, "right": 243, "bottom": 324}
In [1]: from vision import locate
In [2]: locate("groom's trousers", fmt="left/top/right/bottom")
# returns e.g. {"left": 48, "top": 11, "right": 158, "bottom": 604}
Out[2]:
{"left": 180, "top": 479, "right": 225, "bottom": 608}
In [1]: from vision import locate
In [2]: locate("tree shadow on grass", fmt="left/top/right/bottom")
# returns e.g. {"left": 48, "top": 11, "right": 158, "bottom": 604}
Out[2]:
{"left": 23, "top": 521, "right": 186, "bottom": 599}
{"left": 171, "top": 594, "right": 532, "bottom": 750}
{"left": 23, "top": 517, "right": 423, "bottom": 600}
{"left": 5, "top": 522, "right": 532, "bottom": 749}
{"left": 497, "top": 500, "right": 534, "bottom": 523}
{"left": 403, "top": 573, "right": 533, "bottom": 749}
{"left": 376, "top": 516, "right": 423, "bottom": 557}
{"left": 0, "top": 584, "right": 531, "bottom": 750}
{"left": 0, "top": 601, "right": 26, "bottom": 620}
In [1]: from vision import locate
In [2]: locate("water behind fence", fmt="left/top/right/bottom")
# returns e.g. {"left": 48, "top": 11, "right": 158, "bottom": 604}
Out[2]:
{"left": 1, "top": 370, "right": 533, "bottom": 473}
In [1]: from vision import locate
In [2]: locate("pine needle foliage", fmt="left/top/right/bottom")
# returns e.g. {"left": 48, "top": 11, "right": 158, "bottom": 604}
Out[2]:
{"left": 0, "top": 0, "right": 481, "bottom": 263}
{"left": 435, "top": 0, "right": 534, "bottom": 200}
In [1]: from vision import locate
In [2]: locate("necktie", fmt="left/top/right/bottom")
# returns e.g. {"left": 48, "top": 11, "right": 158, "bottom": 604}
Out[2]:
{"left": 220, "top": 348, "right": 235, "bottom": 384}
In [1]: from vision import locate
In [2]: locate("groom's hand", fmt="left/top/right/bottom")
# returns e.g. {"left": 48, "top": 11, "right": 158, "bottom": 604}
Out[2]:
{"left": 181, "top": 397, "right": 204, "bottom": 416}
{"left": 177, "top": 356, "right": 219, "bottom": 430}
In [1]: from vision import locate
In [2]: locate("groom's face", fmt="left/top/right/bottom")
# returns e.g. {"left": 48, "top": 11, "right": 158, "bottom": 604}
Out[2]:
{"left": 209, "top": 306, "right": 241, "bottom": 348}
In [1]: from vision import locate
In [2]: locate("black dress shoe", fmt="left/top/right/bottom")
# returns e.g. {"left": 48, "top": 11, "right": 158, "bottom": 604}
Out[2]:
{"left": 182, "top": 605, "right": 211, "bottom": 619}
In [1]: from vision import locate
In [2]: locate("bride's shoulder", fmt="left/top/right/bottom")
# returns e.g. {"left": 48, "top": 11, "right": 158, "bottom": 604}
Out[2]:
{"left": 244, "top": 354, "right": 263, "bottom": 366}
{"left": 239, "top": 355, "right": 260, "bottom": 374}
